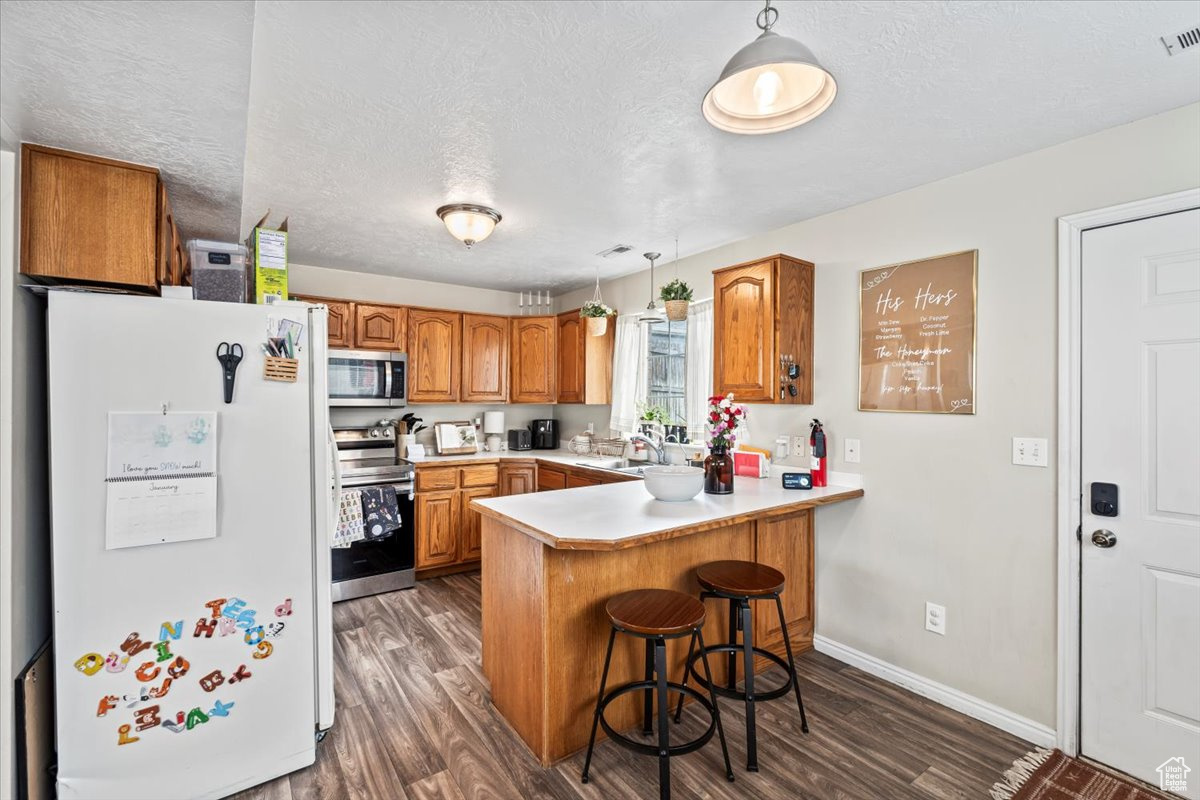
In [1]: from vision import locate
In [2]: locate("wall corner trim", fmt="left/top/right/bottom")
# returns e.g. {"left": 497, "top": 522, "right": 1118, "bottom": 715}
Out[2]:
{"left": 813, "top": 635, "right": 1056, "bottom": 748}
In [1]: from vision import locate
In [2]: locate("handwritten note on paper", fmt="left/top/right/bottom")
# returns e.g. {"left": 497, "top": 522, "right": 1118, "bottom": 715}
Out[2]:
{"left": 859, "top": 251, "right": 977, "bottom": 414}
{"left": 105, "top": 412, "right": 218, "bottom": 549}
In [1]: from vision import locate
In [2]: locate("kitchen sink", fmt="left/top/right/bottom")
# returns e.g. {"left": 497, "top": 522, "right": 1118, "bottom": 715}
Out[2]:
{"left": 576, "top": 459, "right": 650, "bottom": 475}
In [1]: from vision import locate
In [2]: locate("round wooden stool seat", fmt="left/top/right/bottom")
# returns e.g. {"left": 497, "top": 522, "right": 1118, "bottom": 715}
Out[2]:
{"left": 696, "top": 560, "right": 786, "bottom": 597}
{"left": 606, "top": 589, "right": 706, "bottom": 636}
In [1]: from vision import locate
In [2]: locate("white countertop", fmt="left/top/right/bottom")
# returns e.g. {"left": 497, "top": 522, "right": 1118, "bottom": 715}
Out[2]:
{"left": 408, "top": 448, "right": 652, "bottom": 472}
{"left": 472, "top": 471, "right": 864, "bottom": 550}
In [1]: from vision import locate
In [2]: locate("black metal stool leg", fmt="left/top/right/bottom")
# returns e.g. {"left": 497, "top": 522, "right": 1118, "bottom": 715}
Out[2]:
{"left": 581, "top": 627, "right": 617, "bottom": 784}
{"left": 643, "top": 638, "right": 655, "bottom": 735}
{"left": 775, "top": 594, "right": 809, "bottom": 734}
{"left": 740, "top": 599, "right": 758, "bottom": 771}
{"left": 696, "top": 628, "right": 735, "bottom": 782}
{"left": 653, "top": 637, "right": 671, "bottom": 800}
{"left": 673, "top": 630, "right": 697, "bottom": 723}
{"left": 726, "top": 598, "right": 738, "bottom": 691}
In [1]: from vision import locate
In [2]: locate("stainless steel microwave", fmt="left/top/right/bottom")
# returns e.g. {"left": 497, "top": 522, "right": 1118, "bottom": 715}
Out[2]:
{"left": 328, "top": 349, "right": 407, "bottom": 407}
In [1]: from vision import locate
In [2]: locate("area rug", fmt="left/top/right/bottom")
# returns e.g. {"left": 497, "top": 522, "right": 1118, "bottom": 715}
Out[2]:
{"left": 991, "top": 748, "right": 1172, "bottom": 800}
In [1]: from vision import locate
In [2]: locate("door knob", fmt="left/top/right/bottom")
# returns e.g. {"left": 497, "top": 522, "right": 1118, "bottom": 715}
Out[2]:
{"left": 1091, "top": 529, "right": 1117, "bottom": 548}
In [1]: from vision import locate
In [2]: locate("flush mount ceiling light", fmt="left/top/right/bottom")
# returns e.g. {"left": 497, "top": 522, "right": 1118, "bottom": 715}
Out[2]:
{"left": 702, "top": 0, "right": 837, "bottom": 135}
{"left": 435, "top": 203, "right": 502, "bottom": 248}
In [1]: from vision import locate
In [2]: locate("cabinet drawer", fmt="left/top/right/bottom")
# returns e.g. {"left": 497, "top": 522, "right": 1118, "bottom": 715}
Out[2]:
{"left": 460, "top": 465, "right": 499, "bottom": 488}
{"left": 415, "top": 467, "right": 458, "bottom": 491}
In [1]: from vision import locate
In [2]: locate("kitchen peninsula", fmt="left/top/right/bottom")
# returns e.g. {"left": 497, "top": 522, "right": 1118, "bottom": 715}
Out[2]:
{"left": 472, "top": 477, "right": 864, "bottom": 765}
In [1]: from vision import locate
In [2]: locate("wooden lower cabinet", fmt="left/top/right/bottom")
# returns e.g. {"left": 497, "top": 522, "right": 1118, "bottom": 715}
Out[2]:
{"left": 753, "top": 509, "right": 814, "bottom": 654}
{"left": 460, "top": 485, "right": 497, "bottom": 561}
{"left": 537, "top": 465, "right": 568, "bottom": 492}
{"left": 499, "top": 462, "right": 537, "bottom": 496}
{"left": 566, "top": 472, "right": 601, "bottom": 488}
{"left": 415, "top": 490, "right": 459, "bottom": 569}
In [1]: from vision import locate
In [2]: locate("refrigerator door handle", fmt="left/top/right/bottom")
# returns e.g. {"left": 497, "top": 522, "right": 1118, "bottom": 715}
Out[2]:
{"left": 328, "top": 424, "right": 342, "bottom": 545}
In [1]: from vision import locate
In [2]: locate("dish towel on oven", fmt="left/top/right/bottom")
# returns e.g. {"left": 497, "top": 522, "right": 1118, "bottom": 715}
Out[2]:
{"left": 361, "top": 486, "right": 401, "bottom": 540}
{"left": 334, "top": 489, "right": 365, "bottom": 548}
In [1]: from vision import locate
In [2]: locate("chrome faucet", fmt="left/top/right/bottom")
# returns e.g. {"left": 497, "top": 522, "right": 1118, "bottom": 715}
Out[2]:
{"left": 629, "top": 433, "right": 666, "bottom": 465}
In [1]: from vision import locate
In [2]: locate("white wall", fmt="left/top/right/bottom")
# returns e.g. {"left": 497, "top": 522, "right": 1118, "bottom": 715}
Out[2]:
{"left": 1, "top": 120, "right": 52, "bottom": 800}
{"left": 288, "top": 262, "right": 557, "bottom": 440}
{"left": 555, "top": 103, "right": 1200, "bottom": 728}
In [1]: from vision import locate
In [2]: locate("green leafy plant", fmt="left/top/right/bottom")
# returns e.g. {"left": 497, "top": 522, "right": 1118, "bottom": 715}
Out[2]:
{"left": 659, "top": 279, "right": 693, "bottom": 302}
{"left": 580, "top": 300, "right": 615, "bottom": 318}
{"left": 637, "top": 403, "right": 671, "bottom": 425}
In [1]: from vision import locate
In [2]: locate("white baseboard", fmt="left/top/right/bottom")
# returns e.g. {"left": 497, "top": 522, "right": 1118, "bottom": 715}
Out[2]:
{"left": 813, "top": 635, "right": 1056, "bottom": 748}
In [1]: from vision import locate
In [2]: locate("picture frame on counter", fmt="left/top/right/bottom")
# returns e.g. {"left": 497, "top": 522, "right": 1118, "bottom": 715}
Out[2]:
{"left": 433, "top": 420, "right": 479, "bottom": 454}
{"left": 858, "top": 249, "right": 977, "bottom": 414}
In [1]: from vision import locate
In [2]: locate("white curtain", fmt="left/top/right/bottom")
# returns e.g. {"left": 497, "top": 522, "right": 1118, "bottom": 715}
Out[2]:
{"left": 684, "top": 299, "right": 713, "bottom": 443}
{"left": 608, "top": 312, "right": 648, "bottom": 434}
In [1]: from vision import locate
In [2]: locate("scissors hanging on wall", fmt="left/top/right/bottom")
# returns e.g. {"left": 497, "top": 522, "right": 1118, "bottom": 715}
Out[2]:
{"left": 216, "top": 342, "right": 244, "bottom": 404}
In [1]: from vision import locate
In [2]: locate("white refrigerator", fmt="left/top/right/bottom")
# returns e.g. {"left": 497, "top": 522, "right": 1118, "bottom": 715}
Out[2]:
{"left": 47, "top": 291, "right": 335, "bottom": 799}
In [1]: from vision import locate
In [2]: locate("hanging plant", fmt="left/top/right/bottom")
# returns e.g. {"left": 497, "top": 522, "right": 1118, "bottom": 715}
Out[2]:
{"left": 660, "top": 278, "right": 693, "bottom": 321}
{"left": 581, "top": 270, "right": 615, "bottom": 335}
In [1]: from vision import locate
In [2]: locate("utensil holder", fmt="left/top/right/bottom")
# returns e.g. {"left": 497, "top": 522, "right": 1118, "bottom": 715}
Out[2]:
{"left": 263, "top": 356, "right": 299, "bottom": 382}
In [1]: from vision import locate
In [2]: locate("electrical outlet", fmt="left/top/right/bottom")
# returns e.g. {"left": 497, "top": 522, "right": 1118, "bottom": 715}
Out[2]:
{"left": 925, "top": 602, "right": 946, "bottom": 635}
{"left": 791, "top": 435, "right": 806, "bottom": 459}
{"left": 587, "top": 422, "right": 594, "bottom": 435}
{"left": 844, "top": 438, "right": 861, "bottom": 463}
{"left": 1012, "top": 437, "right": 1048, "bottom": 467}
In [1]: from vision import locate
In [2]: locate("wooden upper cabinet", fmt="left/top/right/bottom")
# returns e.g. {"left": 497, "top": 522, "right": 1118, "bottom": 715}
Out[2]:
{"left": 557, "top": 309, "right": 615, "bottom": 405}
{"left": 290, "top": 296, "right": 355, "bottom": 348}
{"left": 461, "top": 314, "right": 509, "bottom": 403}
{"left": 712, "top": 255, "right": 814, "bottom": 404}
{"left": 355, "top": 303, "right": 407, "bottom": 351}
{"left": 21, "top": 144, "right": 160, "bottom": 289}
{"left": 510, "top": 316, "right": 557, "bottom": 403}
{"left": 408, "top": 308, "right": 462, "bottom": 403}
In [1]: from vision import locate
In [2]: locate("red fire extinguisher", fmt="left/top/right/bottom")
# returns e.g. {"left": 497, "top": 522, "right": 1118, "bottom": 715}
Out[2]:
{"left": 809, "top": 419, "right": 828, "bottom": 488}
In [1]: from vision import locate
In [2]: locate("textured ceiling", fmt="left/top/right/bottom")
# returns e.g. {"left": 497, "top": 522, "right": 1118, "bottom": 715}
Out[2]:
{"left": 3, "top": 1, "right": 1199, "bottom": 291}
{"left": 0, "top": 0, "right": 255, "bottom": 241}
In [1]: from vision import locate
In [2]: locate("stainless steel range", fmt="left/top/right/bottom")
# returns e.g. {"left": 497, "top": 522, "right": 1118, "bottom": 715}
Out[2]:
{"left": 332, "top": 423, "right": 415, "bottom": 601}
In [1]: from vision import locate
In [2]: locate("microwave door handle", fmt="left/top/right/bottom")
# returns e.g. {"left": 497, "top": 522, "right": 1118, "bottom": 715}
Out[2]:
{"left": 383, "top": 360, "right": 394, "bottom": 403}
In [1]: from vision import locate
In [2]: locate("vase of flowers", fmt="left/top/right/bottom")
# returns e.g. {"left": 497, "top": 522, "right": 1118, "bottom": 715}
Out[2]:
{"left": 580, "top": 299, "right": 615, "bottom": 336}
{"left": 660, "top": 278, "right": 693, "bottom": 321}
{"left": 704, "top": 393, "right": 744, "bottom": 494}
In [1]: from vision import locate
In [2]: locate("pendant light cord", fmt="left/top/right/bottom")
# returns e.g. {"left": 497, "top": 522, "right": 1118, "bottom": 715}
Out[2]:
{"left": 757, "top": 0, "right": 778, "bottom": 32}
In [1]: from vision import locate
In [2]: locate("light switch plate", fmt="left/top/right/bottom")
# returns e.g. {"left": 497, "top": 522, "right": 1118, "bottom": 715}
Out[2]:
{"left": 1012, "top": 437, "right": 1049, "bottom": 467}
{"left": 844, "top": 438, "right": 861, "bottom": 463}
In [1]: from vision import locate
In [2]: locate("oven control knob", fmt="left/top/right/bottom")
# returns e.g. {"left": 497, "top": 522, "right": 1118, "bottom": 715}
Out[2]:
{"left": 369, "top": 429, "right": 380, "bottom": 437}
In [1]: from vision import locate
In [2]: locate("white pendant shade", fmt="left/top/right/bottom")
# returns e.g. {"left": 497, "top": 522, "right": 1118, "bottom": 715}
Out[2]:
{"left": 702, "top": 26, "right": 837, "bottom": 135}
{"left": 436, "top": 204, "right": 501, "bottom": 248}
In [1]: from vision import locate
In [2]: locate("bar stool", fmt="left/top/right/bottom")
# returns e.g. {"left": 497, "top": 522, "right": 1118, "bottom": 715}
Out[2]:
{"left": 674, "top": 560, "right": 809, "bottom": 772}
{"left": 581, "top": 588, "right": 734, "bottom": 799}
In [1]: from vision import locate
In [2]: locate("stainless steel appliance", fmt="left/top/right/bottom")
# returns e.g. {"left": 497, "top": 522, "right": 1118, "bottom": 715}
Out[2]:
{"left": 531, "top": 418, "right": 559, "bottom": 449}
{"left": 328, "top": 349, "right": 407, "bottom": 407}
{"left": 332, "top": 424, "right": 415, "bottom": 601}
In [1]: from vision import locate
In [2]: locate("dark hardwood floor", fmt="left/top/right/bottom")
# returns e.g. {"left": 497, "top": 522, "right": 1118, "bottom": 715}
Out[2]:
{"left": 234, "top": 573, "right": 1031, "bottom": 799}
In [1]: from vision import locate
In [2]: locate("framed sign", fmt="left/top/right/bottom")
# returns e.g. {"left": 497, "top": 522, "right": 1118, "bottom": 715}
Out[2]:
{"left": 859, "top": 250, "right": 977, "bottom": 414}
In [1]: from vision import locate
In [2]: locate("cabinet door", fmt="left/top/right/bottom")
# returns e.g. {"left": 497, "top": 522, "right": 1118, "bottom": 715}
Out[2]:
{"left": 753, "top": 510, "right": 813, "bottom": 656}
{"left": 566, "top": 471, "right": 601, "bottom": 488}
{"left": 409, "top": 309, "right": 462, "bottom": 403}
{"left": 499, "top": 464, "right": 537, "bottom": 496}
{"left": 156, "top": 183, "right": 174, "bottom": 285}
{"left": 460, "top": 485, "right": 497, "bottom": 561}
{"left": 415, "top": 490, "right": 459, "bottom": 569}
{"left": 537, "top": 466, "right": 568, "bottom": 492}
{"left": 461, "top": 314, "right": 509, "bottom": 402}
{"left": 510, "top": 316, "right": 557, "bottom": 403}
{"left": 557, "top": 312, "right": 584, "bottom": 403}
{"left": 21, "top": 144, "right": 159, "bottom": 288}
{"left": 355, "top": 303, "right": 407, "bottom": 350}
{"left": 290, "top": 296, "right": 354, "bottom": 349}
{"left": 713, "top": 260, "right": 775, "bottom": 402}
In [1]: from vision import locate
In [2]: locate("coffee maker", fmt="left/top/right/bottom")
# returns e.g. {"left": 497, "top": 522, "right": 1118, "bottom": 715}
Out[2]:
{"left": 530, "top": 419, "right": 559, "bottom": 450}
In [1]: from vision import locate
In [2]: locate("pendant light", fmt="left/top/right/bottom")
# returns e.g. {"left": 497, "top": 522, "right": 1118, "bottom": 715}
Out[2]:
{"left": 436, "top": 203, "right": 502, "bottom": 248}
{"left": 639, "top": 252, "right": 664, "bottom": 324}
{"left": 702, "top": 0, "right": 837, "bottom": 135}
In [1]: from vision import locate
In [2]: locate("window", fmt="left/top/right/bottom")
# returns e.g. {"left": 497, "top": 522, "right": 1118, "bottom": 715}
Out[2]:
{"left": 645, "top": 318, "right": 688, "bottom": 440}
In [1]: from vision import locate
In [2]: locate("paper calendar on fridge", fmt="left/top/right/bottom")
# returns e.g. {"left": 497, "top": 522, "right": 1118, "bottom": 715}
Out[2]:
{"left": 104, "top": 412, "right": 218, "bottom": 549}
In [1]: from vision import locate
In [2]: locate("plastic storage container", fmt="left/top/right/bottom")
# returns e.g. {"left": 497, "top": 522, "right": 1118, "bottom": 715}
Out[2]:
{"left": 188, "top": 239, "right": 250, "bottom": 303}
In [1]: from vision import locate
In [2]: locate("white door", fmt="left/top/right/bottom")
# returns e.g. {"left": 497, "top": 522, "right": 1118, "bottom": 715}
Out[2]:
{"left": 1081, "top": 208, "right": 1200, "bottom": 797}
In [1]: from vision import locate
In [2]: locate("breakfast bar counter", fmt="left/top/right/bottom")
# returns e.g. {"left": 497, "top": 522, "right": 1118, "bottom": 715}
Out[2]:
{"left": 472, "top": 476, "right": 863, "bottom": 765}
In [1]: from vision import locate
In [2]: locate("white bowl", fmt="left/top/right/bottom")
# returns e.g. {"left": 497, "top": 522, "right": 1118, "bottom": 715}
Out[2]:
{"left": 642, "top": 465, "right": 704, "bottom": 502}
